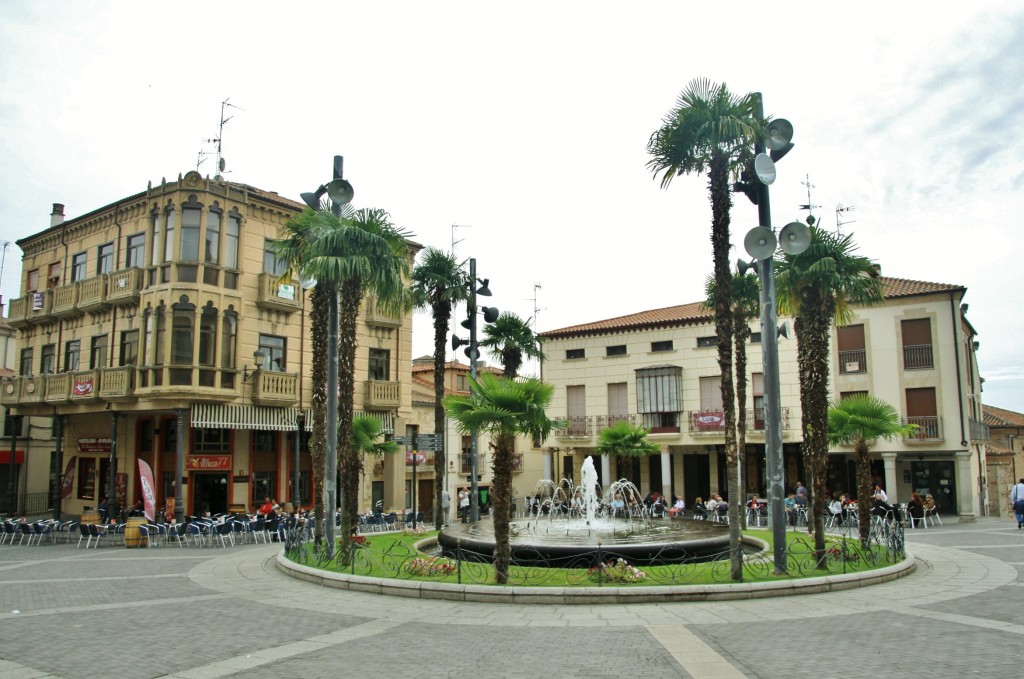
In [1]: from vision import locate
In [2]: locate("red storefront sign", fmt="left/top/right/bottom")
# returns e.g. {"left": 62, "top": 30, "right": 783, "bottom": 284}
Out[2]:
{"left": 60, "top": 456, "right": 77, "bottom": 499}
{"left": 694, "top": 411, "right": 726, "bottom": 430}
{"left": 77, "top": 438, "right": 113, "bottom": 453}
{"left": 0, "top": 450, "right": 25, "bottom": 464}
{"left": 185, "top": 455, "right": 231, "bottom": 471}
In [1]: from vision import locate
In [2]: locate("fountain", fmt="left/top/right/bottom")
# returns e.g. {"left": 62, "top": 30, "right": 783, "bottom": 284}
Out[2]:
{"left": 437, "top": 456, "right": 732, "bottom": 566}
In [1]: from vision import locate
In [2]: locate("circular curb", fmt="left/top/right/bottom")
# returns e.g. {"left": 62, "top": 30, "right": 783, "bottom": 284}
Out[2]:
{"left": 275, "top": 547, "right": 916, "bottom": 605}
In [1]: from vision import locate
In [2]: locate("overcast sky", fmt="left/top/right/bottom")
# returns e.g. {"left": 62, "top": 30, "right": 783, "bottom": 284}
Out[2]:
{"left": 1, "top": 0, "right": 1021, "bottom": 412}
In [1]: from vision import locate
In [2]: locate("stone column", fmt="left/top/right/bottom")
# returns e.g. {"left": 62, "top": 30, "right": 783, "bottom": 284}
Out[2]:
{"left": 882, "top": 452, "right": 899, "bottom": 504}
{"left": 601, "top": 454, "right": 611, "bottom": 488}
{"left": 955, "top": 450, "right": 977, "bottom": 522}
{"left": 660, "top": 450, "right": 672, "bottom": 500}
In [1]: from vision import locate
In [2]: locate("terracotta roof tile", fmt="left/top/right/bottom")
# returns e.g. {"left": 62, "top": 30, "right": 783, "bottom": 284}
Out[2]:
{"left": 983, "top": 404, "right": 1024, "bottom": 427}
{"left": 540, "top": 276, "right": 965, "bottom": 340}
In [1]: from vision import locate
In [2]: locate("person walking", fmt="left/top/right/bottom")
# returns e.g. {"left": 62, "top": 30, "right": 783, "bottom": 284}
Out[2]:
{"left": 441, "top": 490, "right": 451, "bottom": 526}
{"left": 458, "top": 487, "right": 470, "bottom": 523}
{"left": 1011, "top": 478, "right": 1024, "bottom": 529}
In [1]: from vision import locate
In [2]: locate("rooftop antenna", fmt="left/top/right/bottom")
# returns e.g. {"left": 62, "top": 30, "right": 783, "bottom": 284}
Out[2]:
{"left": 0, "top": 241, "right": 9, "bottom": 309}
{"left": 195, "top": 149, "right": 208, "bottom": 173}
{"left": 798, "top": 173, "right": 820, "bottom": 224}
{"left": 835, "top": 203, "right": 856, "bottom": 236}
{"left": 531, "top": 283, "right": 544, "bottom": 329}
{"left": 451, "top": 224, "right": 470, "bottom": 254}
{"left": 202, "top": 98, "right": 243, "bottom": 180}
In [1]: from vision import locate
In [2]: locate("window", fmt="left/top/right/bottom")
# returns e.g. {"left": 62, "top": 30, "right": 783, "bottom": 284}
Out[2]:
{"left": 752, "top": 373, "right": 765, "bottom": 430}
{"left": 254, "top": 431, "right": 277, "bottom": 453}
{"left": 837, "top": 324, "right": 866, "bottom": 373}
{"left": 220, "top": 310, "right": 237, "bottom": 389}
{"left": 368, "top": 348, "right": 390, "bottom": 380}
{"left": 126, "top": 233, "right": 145, "bottom": 268}
{"left": 696, "top": 336, "right": 717, "bottom": 348}
{"left": 699, "top": 376, "right": 724, "bottom": 409}
{"left": 205, "top": 207, "right": 221, "bottom": 264}
{"left": 840, "top": 390, "right": 868, "bottom": 401}
{"left": 3, "top": 415, "right": 25, "bottom": 438}
{"left": 606, "top": 344, "right": 627, "bottom": 357}
{"left": 906, "top": 387, "right": 940, "bottom": 439}
{"left": 198, "top": 305, "right": 218, "bottom": 386}
{"left": 750, "top": 333, "right": 762, "bottom": 344}
{"left": 567, "top": 385, "right": 587, "bottom": 435}
{"left": 71, "top": 252, "right": 87, "bottom": 282}
{"left": 607, "top": 382, "right": 628, "bottom": 425}
{"left": 901, "top": 318, "right": 934, "bottom": 370}
{"left": 97, "top": 242, "right": 114, "bottom": 274}
{"left": 258, "top": 335, "right": 286, "bottom": 371}
{"left": 150, "top": 208, "right": 163, "bottom": 265}
{"left": 64, "top": 340, "right": 81, "bottom": 372}
{"left": 19, "top": 348, "right": 33, "bottom": 376}
{"left": 566, "top": 348, "right": 585, "bottom": 360}
{"left": 223, "top": 211, "right": 240, "bottom": 289}
{"left": 77, "top": 457, "right": 96, "bottom": 500}
{"left": 263, "top": 239, "right": 286, "bottom": 276}
{"left": 694, "top": 376, "right": 725, "bottom": 432}
{"left": 27, "top": 269, "right": 39, "bottom": 291}
{"left": 194, "top": 428, "right": 230, "bottom": 453}
{"left": 171, "top": 301, "right": 195, "bottom": 364}
{"left": 48, "top": 263, "right": 60, "bottom": 288}
{"left": 651, "top": 340, "right": 673, "bottom": 352}
{"left": 120, "top": 330, "right": 139, "bottom": 366}
{"left": 636, "top": 366, "right": 682, "bottom": 432}
{"left": 40, "top": 344, "right": 56, "bottom": 374}
{"left": 180, "top": 201, "right": 201, "bottom": 261}
{"left": 164, "top": 206, "right": 177, "bottom": 264}
{"left": 456, "top": 374, "right": 468, "bottom": 391}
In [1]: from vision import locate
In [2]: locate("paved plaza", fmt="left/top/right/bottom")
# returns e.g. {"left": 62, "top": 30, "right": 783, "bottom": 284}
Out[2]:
{"left": 1, "top": 517, "right": 1022, "bottom": 678}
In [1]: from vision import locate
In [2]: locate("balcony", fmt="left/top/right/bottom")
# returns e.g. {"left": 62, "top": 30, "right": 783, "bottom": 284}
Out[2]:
{"left": 903, "top": 344, "right": 934, "bottom": 370}
{"left": 256, "top": 273, "right": 302, "bottom": 313}
{"left": 107, "top": 268, "right": 143, "bottom": 306}
{"left": 904, "top": 416, "right": 943, "bottom": 442}
{"left": 838, "top": 349, "right": 867, "bottom": 374}
{"left": 8, "top": 291, "right": 53, "bottom": 327}
{"left": 18, "top": 375, "right": 46, "bottom": 404}
{"left": 0, "top": 378, "right": 21, "bottom": 406}
{"left": 689, "top": 410, "right": 726, "bottom": 435}
{"left": 596, "top": 414, "right": 637, "bottom": 430}
{"left": 252, "top": 371, "right": 299, "bottom": 406}
{"left": 555, "top": 415, "right": 593, "bottom": 440}
{"left": 969, "top": 418, "right": 990, "bottom": 442}
{"left": 44, "top": 372, "right": 71, "bottom": 403}
{"left": 51, "top": 283, "right": 82, "bottom": 318}
{"left": 364, "top": 296, "right": 402, "bottom": 329}
{"left": 745, "top": 407, "right": 792, "bottom": 433}
{"left": 365, "top": 380, "right": 400, "bottom": 409}
{"left": 98, "top": 366, "right": 135, "bottom": 400}
{"left": 77, "top": 274, "right": 108, "bottom": 312}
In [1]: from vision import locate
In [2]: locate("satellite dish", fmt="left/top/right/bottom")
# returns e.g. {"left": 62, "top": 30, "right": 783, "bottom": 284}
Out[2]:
{"left": 753, "top": 153, "right": 776, "bottom": 185}
{"left": 326, "top": 178, "right": 354, "bottom": 206}
{"left": 219, "top": 158, "right": 227, "bottom": 172}
{"left": 765, "top": 119, "right": 794, "bottom": 151}
{"left": 778, "top": 221, "right": 812, "bottom": 255}
{"left": 744, "top": 226, "right": 777, "bottom": 260}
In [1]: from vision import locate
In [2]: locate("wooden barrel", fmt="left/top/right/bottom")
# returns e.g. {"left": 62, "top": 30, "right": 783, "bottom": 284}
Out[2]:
{"left": 80, "top": 512, "right": 100, "bottom": 525}
{"left": 124, "top": 516, "right": 148, "bottom": 548}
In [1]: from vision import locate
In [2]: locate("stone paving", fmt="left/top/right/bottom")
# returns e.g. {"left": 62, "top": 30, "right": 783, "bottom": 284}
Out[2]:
{"left": 1, "top": 517, "right": 1021, "bottom": 678}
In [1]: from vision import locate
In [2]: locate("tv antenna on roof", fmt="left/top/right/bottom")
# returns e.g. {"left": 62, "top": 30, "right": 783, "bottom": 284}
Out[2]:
{"left": 451, "top": 224, "right": 470, "bottom": 253}
{"left": 798, "top": 174, "right": 820, "bottom": 224}
{"left": 201, "top": 98, "right": 243, "bottom": 180}
{"left": 836, "top": 203, "right": 856, "bottom": 236}
{"left": 531, "top": 282, "right": 544, "bottom": 329}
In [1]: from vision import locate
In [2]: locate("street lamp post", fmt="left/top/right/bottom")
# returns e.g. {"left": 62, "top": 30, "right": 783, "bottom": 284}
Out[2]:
{"left": 301, "top": 155, "right": 354, "bottom": 559}
{"left": 451, "top": 258, "right": 498, "bottom": 523}
{"left": 735, "top": 92, "right": 806, "bottom": 575}
{"left": 7, "top": 414, "right": 21, "bottom": 516}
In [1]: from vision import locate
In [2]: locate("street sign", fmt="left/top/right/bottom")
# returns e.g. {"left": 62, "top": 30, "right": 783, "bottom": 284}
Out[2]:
{"left": 391, "top": 436, "right": 409, "bottom": 445}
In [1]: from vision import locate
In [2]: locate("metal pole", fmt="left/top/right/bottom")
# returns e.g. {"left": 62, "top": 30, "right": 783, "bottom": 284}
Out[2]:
{"left": 468, "top": 258, "right": 480, "bottom": 523}
{"left": 411, "top": 433, "right": 418, "bottom": 529}
{"left": 753, "top": 92, "right": 787, "bottom": 574}
{"left": 52, "top": 414, "right": 64, "bottom": 521}
{"left": 174, "top": 408, "right": 186, "bottom": 524}
{"left": 109, "top": 412, "right": 119, "bottom": 518}
{"left": 324, "top": 157, "right": 344, "bottom": 557}
{"left": 293, "top": 414, "right": 303, "bottom": 510}
{"left": 7, "top": 415, "right": 20, "bottom": 516}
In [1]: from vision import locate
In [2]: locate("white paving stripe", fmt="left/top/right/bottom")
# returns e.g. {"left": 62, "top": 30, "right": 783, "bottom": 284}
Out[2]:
{"left": 0, "top": 658, "right": 58, "bottom": 678}
{"left": 646, "top": 625, "right": 748, "bottom": 679}
{"left": 899, "top": 606, "right": 1024, "bottom": 635}
{"left": 0, "top": 594, "right": 226, "bottom": 621}
{"left": 1, "top": 573, "right": 187, "bottom": 585}
{"left": 153, "top": 619, "right": 401, "bottom": 679}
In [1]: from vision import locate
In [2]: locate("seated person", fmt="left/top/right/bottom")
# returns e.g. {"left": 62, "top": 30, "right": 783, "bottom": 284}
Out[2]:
{"left": 97, "top": 496, "right": 111, "bottom": 522}
{"left": 871, "top": 496, "right": 895, "bottom": 519}
{"left": 667, "top": 496, "right": 685, "bottom": 518}
{"left": 716, "top": 497, "right": 730, "bottom": 518}
{"left": 691, "top": 497, "right": 707, "bottom": 519}
{"left": 652, "top": 494, "right": 668, "bottom": 517}
{"left": 827, "top": 496, "right": 843, "bottom": 522}
{"left": 784, "top": 493, "right": 797, "bottom": 525}
{"left": 793, "top": 491, "right": 808, "bottom": 509}
{"left": 610, "top": 493, "right": 625, "bottom": 516}
{"left": 923, "top": 494, "right": 937, "bottom": 516}
{"left": 906, "top": 492, "right": 925, "bottom": 521}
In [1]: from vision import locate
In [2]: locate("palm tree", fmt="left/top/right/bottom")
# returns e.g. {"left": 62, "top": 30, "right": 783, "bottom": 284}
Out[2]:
{"left": 444, "top": 373, "right": 559, "bottom": 584}
{"left": 595, "top": 420, "right": 661, "bottom": 458}
{"left": 706, "top": 272, "right": 761, "bottom": 527}
{"left": 280, "top": 206, "right": 412, "bottom": 558}
{"left": 411, "top": 248, "right": 469, "bottom": 529}
{"left": 775, "top": 225, "right": 883, "bottom": 563}
{"left": 648, "top": 78, "right": 763, "bottom": 581}
{"left": 479, "top": 312, "right": 543, "bottom": 379}
{"left": 828, "top": 395, "right": 915, "bottom": 546}
{"left": 352, "top": 414, "right": 400, "bottom": 465}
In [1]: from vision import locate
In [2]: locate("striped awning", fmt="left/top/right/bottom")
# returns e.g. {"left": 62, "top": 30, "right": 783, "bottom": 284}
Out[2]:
{"left": 190, "top": 404, "right": 311, "bottom": 431}
{"left": 189, "top": 404, "right": 394, "bottom": 434}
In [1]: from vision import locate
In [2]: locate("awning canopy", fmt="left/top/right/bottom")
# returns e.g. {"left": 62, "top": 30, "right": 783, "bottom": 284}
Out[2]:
{"left": 189, "top": 404, "right": 394, "bottom": 433}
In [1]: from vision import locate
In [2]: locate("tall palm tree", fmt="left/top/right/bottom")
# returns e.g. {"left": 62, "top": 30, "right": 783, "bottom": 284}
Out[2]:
{"left": 648, "top": 78, "right": 762, "bottom": 581}
{"left": 280, "top": 207, "right": 412, "bottom": 558}
{"left": 411, "top": 248, "right": 469, "bottom": 529}
{"left": 479, "top": 312, "right": 543, "bottom": 379}
{"left": 706, "top": 272, "right": 761, "bottom": 527}
{"left": 274, "top": 204, "right": 354, "bottom": 548}
{"left": 828, "top": 395, "right": 915, "bottom": 546}
{"left": 595, "top": 420, "right": 661, "bottom": 458}
{"left": 444, "top": 374, "right": 558, "bottom": 584}
{"left": 775, "top": 225, "right": 883, "bottom": 563}
{"left": 352, "top": 414, "right": 400, "bottom": 465}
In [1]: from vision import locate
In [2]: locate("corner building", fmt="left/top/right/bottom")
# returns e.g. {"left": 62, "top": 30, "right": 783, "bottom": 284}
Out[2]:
{"left": 2, "top": 171, "right": 415, "bottom": 519}
{"left": 538, "top": 276, "right": 988, "bottom": 518}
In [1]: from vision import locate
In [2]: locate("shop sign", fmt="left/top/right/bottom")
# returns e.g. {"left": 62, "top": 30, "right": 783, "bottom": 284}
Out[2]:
{"left": 406, "top": 451, "right": 426, "bottom": 465}
{"left": 77, "top": 438, "right": 113, "bottom": 453}
{"left": 73, "top": 377, "right": 94, "bottom": 396}
{"left": 186, "top": 454, "right": 231, "bottom": 471}
{"left": 694, "top": 411, "right": 726, "bottom": 430}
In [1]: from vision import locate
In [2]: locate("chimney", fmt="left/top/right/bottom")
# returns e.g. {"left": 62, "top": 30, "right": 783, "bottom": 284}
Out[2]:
{"left": 50, "top": 203, "right": 65, "bottom": 227}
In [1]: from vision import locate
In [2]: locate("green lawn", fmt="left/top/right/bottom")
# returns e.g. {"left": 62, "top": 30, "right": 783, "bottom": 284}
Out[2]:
{"left": 287, "top": 527, "right": 902, "bottom": 588}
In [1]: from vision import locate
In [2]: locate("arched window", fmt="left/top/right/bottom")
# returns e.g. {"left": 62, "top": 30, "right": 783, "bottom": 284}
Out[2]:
{"left": 204, "top": 203, "right": 223, "bottom": 285}
{"left": 223, "top": 209, "right": 241, "bottom": 289}
{"left": 198, "top": 302, "right": 218, "bottom": 387}
{"left": 162, "top": 202, "right": 176, "bottom": 283}
{"left": 221, "top": 306, "right": 238, "bottom": 389}
{"left": 170, "top": 296, "right": 195, "bottom": 386}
